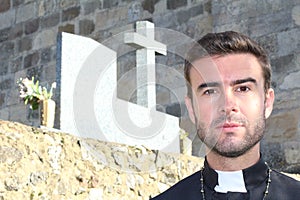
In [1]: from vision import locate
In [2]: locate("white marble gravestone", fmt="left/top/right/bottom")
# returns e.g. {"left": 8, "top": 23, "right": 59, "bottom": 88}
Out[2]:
{"left": 57, "top": 21, "right": 181, "bottom": 153}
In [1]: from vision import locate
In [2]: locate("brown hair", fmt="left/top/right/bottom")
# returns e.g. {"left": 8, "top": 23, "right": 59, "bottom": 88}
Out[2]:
{"left": 184, "top": 31, "right": 271, "bottom": 97}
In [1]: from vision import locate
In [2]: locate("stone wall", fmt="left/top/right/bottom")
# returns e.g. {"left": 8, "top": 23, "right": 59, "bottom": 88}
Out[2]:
{"left": 0, "top": 0, "right": 299, "bottom": 171}
{"left": 0, "top": 119, "right": 204, "bottom": 199}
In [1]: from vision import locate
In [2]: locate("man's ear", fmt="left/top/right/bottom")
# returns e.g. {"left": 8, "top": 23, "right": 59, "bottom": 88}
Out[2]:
{"left": 185, "top": 96, "right": 196, "bottom": 124}
{"left": 264, "top": 88, "right": 275, "bottom": 119}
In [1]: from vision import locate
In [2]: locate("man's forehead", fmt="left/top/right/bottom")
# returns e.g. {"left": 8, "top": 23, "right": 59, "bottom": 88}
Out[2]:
{"left": 189, "top": 54, "right": 264, "bottom": 85}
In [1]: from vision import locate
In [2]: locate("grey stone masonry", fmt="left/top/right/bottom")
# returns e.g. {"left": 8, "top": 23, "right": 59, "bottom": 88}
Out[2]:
{"left": 0, "top": 0, "right": 299, "bottom": 171}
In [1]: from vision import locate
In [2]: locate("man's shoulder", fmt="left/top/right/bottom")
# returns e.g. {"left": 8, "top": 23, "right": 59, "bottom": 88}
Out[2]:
{"left": 150, "top": 171, "right": 201, "bottom": 200}
{"left": 271, "top": 170, "right": 300, "bottom": 190}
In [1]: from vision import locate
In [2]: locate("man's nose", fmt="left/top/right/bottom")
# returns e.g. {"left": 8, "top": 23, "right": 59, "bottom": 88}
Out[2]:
{"left": 219, "top": 91, "right": 239, "bottom": 114}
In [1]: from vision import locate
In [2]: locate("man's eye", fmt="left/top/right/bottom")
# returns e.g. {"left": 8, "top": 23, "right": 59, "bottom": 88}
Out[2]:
{"left": 236, "top": 86, "right": 250, "bottom": 92}
{"left": 203, "top": 89, "right": 217, "bottom": 95}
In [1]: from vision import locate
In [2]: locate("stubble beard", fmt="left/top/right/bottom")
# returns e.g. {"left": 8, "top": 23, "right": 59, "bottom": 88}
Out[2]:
{"left": 196, "top": 111, "right": 266, "bottom": 158}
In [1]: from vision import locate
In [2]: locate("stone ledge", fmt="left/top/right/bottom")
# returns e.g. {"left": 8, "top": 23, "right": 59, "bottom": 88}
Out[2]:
{"left": 0, "top": 120, "right": 203, "bottom": 199}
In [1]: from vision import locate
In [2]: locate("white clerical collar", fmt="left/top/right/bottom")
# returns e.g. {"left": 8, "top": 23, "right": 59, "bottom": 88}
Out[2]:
{"left": 214, "top": 170, "right": 247, "bottom": 193}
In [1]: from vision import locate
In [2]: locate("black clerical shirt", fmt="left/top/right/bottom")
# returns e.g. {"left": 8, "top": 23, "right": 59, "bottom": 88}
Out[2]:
{"left": 150, "top": 157, "right": 300, "bottom": 200}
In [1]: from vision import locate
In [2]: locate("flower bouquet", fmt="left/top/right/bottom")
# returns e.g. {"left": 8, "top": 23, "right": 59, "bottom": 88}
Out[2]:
{"left": 17, "top": 77, "right": 56, "bottom": 110}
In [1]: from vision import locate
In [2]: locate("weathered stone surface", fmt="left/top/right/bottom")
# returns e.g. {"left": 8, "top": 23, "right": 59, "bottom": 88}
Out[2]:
{"left": 0, "top": 93, "right": 6, "bottom": 107}
{"left": 265, "top": 108, "right": 300, "bottom": 143}
{"left": 18, "top": 36, "right": 32, "bottom": 52}
{"left": 0, "top": 60, "right": 8, "bottom": 75}
{"left": 0, "top": 27, "right": 9, "bottom": 43}
{"left": 142, "top": 0, "right": 160, "bottom": 14}
{"left": 284, "top": 142, "right": 300, "bottom": 165}
{"left": 38, "top": 0, "right": 58, "bottom": 17}
{"left": 0, "top": 120, "right": 204, "bottom": 199}
{"left": 79, "top": 19, "right": 95, "bottom": 35}
{"left": 9, "top": 56, "right": 23, "bottom": 73}
{"left": 16, "top": 2, "right": 35, "bottom": 23}
{"left": 62, "top": 6, "right": 80, "bottom": 22}
{"left": 24, "top": 51, "right": 39, "bottom": 68}
{"left": 40, "top": 12, "right": 60, "bottom": 29}
{"left": 59, "top": 0, "right": 78, "bottom": 9}
{"left": 280, "top": 71, "right": 300, "bottom": 90}
{"left": 0, "top": 10, "right": 15, "bottom": 30}
{"left": 167, "top": 0, "right": 187, "bottom": 10}
{"left": 0, "top": 0, "right": 10, "bottom": 13}
{"left": 82, "top": 0, "right": 102, "bottom": 15}
{"left": 103, "top": 0, "right": 120, "bottom": 9}
{"left": 9, "top": 23, "right": 23, "bottom": 40}
{"left": 32, "top": 28, "right": 56, "bottom": 50}
{"left": 277, "top": 28, "right": 300, "bottom": 56}
{"left": 58, "top": 23, "right": 74, "bottom": 33}
{"left": 0, "top": 41, "right": 14, "bottom": 59}
{"left": 25, "top": 18, "right": 39, "bottom": 35}
{"left": 292, "top": 5, "right": 300, "bottom": 25}
{"left": 12, "top": 0, "right": 24, "bottom": 7}
{"left": 95, "top": 6, "right": 128, "bottom": 30}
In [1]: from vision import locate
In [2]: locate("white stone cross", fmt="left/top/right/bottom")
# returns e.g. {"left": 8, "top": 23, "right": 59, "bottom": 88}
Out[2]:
{"left": 124, "top": 21, "right": 167, "bottom": 108}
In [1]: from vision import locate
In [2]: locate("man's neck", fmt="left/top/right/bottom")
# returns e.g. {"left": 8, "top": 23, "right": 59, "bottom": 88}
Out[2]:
{"left": 206, "top": 144, "right": 260, "bottom": 171}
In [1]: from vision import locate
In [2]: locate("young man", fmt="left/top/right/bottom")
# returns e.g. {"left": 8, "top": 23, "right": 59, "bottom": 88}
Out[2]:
{"left": 151, "top": 31, "right": 300, "bottom": 199}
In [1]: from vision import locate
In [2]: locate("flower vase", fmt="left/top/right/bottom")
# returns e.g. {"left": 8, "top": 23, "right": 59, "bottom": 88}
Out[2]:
{"left": 41, "top": 99, "right": 55, "bottom": 128}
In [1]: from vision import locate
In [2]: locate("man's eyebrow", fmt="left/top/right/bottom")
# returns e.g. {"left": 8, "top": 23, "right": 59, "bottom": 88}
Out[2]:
{"left": 231, "top": 77, "right": 257, "bottom": 86}
{"left": 197, "top": 82, "right": 220, "bottom": 90}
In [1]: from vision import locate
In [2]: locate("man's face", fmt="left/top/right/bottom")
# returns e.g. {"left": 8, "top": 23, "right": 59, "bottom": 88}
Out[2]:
{"left": 185, "top": 53, "right": 274, "bottom": 157}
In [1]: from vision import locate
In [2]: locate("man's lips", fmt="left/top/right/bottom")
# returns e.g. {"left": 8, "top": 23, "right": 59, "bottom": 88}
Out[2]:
{"left": 217, "top": 122, "right": 244, "bottom": 129}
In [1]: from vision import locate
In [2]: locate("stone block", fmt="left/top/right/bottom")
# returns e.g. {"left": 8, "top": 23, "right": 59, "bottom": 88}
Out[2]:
{"left": 16, "top": 2, "right": 35, "bottom": 24}
{"left": 59, "top": 0, "right": 78, "bottom": 9}
{"left": 82, "top": 0, "right": 102, "bottom": 15}
{"left": 280, "top": 71, "right": 300, "bottom": 90}
{"left": 9, "top": 56, "right": 23, "bottom": 73}
{"left": 248, "top": 11, "right": 294, "bottom": 37}
{"left": 260, "top": 141, "right": 286, "bottom": 171}
{"left": 0, "top": 9, "right": 15, "bottom": 29}
{"left": 95, "top": 6, "right": 128, "bottom": 30}
{"left": 32, "top": 28, "right": 56, "bottom": 50}
{"left": 0, "top": 27, "right": 9, "bottom": 42}
{"left": 153, "top": 12, "right": 177, "bottom": 28}
{"left": 170, "top": 86, "right": 186, "bottom": 104}
{"left": 12, "top": 0, "right": 24, "bottom": 7}
{"left": 167, "top": 0, "right": 187, "bottom": 10}
{"left": 79, "top": 19, "right": 95, "bottom": 35}
{"left": 278, "top": 28, "right": 300, "bottom": 57}
{"left": 271, "top": 54, "right": 296, "bottom": 75}
{"left": 0, "top": 78, "right": 12, "bottom": 90}
{"left": 128, "top": 2, "right": 143, "bottom": 23}
{"left": 284, "top": 141, "right": 300, "bottom": 165}
{"left": 292, "top": 5, "right": 300, "bottom": 25}
{"left": 38, "top": 0, "right": 58, "bottom": 17}
{"left": 25, "top": 18, "right": 39, "bottom": 35}
{"left": 26, "top": 65, "right": 42, "bottom": 78}
{"left": 9, "top": 23, "right": 23, "bottom": 40}
{"left": 255, "top": 33, "right": 278, "bottom": 57}
{"left": 142, "top": 0, "right": 160, "bottom": 14}
{"left": 0, "top": 0, "right": 10, "bottom": 13}
{"left": 62, "top": 6, "right": 80, "bottom": 22}
{"left": 0, "top": 107, "right": 9, "bottom": 119}
{"left": 40, "top": 48, "right": 52, "bottom": 64}
{"left": 0, "top": 93, "right": 6, "bottom": 107}
{"left": 58, "top": 24, "right": 74, "bottom": 33}
{"left": 6, "top": 88, "right": 20, "bottom": 106}
{"left": 0, "top": 60, "right": 8, "bottom": 75}
{"left": 18, "top": 36, "right": 32, "bottom": 52}
{"left": 0, "top": 41, "right": 14, "bottom": 59}
{"left": 265, "top": 108, "right": 300, "bottom": 143}
{"left": 103, "top": 0, "right": 119, "bottom": 9}
{"left": 24, "top": 51, "right": 39, "bottom": 68}
{"left": 40, "top": 13, "right": 60, "bottom": 29}
{"left": 166, "top": 102, "right": 181, "bottom": 117}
